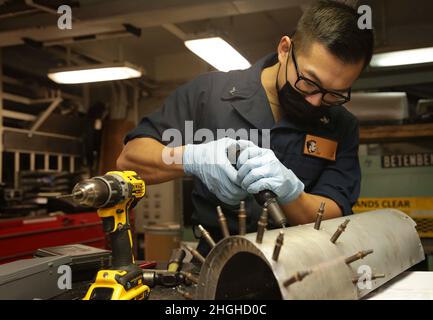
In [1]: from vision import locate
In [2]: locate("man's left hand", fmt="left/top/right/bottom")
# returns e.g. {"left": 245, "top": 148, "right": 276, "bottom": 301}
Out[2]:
{"left": 236, "top": 143, "right": 304, "bottom": 204}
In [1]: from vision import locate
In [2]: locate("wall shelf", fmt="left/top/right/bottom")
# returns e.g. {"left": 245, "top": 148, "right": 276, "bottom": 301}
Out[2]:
{"left": 360, "top": 123, "right": 433, "bottom": 143}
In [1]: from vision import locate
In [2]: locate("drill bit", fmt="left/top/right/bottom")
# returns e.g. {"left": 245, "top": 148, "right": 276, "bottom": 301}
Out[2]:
{"left": 55, "top": 191, "right": 83, "bottom": 199}
{"left": 314, "top": 202, "right": 325, "bottom": 230}
{"left": 352, "top": 273, "right": 385, "bottom": 284}
{"left": 238, "top": 201, "right": 247, "bottom": 235}
{"left": 272, "top": 231, "right": 284, "bottom": 261}
{"left": 180, "top": 271, "right": 199, "bottom": 285}
{"left": 182, "top": 244, "right": 206, "bottom": 264}
{"left": 198, "top": 224, "right": 216, "bottom": 248}
{"left": 283, "top": 270, "right": 313, "bottom": 287}
{"left": 330, "top": 219, "right": 350, "bottom": 243}
{"left": 216, "top": 206, "right": 230, "bottom": 238}
{"left": 256, "top": 208, "right": 268, "bottom": 244}
{"left": 345, "top": 249, "right": 374, "bottom": 265}
{"left": 176, "top": 286, "right": 193, "bottom": 300}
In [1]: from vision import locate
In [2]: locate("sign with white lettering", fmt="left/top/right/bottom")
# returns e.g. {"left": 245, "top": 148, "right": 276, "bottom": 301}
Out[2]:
{"left": 381, "top": 153, "right": 433, "bottom": 168}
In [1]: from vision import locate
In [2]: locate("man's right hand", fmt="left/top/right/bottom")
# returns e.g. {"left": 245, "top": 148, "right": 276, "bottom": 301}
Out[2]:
{"left": 183, "top": 137, "right": 252, "bottom": 205}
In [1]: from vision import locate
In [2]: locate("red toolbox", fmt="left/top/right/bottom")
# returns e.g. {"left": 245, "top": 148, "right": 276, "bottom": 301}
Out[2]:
{"left": 0, "top": 212, "right": 106, "bottom": 264}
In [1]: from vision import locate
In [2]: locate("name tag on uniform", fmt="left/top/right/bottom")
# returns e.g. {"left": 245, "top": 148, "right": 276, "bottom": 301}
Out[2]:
{"left": 303, "top": 134, "right": 337, "bottom": 161}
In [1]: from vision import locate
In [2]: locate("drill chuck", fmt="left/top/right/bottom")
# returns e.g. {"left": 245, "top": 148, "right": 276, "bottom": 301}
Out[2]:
{"left": 68, "top": 174, "right": 128, "bottom": 208}
{"left": 71, "top": 179, "right": 110, "bottom": 207}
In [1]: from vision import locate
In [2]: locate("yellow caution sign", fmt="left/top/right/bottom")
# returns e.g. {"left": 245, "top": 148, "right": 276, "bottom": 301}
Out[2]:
{"left": 353, "top": 197, "right": 433, "bottom": 238}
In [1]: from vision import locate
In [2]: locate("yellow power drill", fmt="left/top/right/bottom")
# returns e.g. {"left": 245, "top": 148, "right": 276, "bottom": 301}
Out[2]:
{"left": 59, "top": 171, "right": 150, "bottom": 300}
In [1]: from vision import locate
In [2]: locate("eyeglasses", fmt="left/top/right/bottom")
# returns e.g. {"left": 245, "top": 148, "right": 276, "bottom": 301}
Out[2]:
{"left": 290, "top": 43, "right": 351, "bottom": 106}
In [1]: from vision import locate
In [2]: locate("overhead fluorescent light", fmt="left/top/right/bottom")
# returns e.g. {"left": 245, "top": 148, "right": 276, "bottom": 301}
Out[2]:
{"left": 184, "top": 37, "right": 251, "bottom": 72}
{"left": 48, "top": 62, "right": 143, "bottom": 84}
{"left": 370, "top": 47, "right": 433, "bottom": 68}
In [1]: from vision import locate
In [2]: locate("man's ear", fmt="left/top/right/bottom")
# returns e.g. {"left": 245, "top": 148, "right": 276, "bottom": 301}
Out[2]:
{"left": 277, "top": 36, "right": 292, "bottom": 64}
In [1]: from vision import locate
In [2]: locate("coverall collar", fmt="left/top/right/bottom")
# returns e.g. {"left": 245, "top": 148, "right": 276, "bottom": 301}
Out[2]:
{"left": 220, "top": 53, "right": 337, "bottom": 132}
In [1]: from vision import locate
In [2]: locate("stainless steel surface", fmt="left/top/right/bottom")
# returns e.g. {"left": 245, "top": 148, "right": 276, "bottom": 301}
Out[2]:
{"left": 196, "top": 209, "right": 425, "bottom": 300}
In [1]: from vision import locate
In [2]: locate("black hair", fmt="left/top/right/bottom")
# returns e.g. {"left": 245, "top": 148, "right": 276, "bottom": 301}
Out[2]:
{"left": 292, "top": 0, "right": 374, "bottom": 68}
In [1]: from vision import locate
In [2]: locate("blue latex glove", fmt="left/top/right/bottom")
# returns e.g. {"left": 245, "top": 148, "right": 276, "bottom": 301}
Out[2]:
{"left": 183, "top": 137, "right": 253, "bottom": 205}
{"left": 236, "top": 144, "right": 304, "bottom": 204}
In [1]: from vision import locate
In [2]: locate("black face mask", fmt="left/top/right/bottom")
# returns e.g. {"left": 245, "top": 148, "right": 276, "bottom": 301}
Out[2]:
{"left": 276, "top": 55, "right": 330, "bottom": 125}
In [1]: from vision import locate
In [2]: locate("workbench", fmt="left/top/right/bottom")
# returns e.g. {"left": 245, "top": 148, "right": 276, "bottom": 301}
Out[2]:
{"left": 55, "top": 271, "right": 433, "bottom": 300}
{"left": 55, "top": 281, "right": 193, "bottom": 300}
{"left": 366, "top": 272, "right": 433, "bottom": 300}
{"left": 54, "top": 262, "right": 198, "bottom": 300}
{"left": 421, "top": 238, "right": 433, "bottom": 271}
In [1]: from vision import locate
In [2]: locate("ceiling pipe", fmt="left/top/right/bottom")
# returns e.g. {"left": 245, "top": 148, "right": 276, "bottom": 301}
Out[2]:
{"left": 24, "top": 0, "right": 80, "bottom": 21}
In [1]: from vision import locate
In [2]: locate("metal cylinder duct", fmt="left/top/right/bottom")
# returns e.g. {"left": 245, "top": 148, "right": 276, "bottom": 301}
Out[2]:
{"left": 195, "top": 209, "right": 424, "bottom": 300}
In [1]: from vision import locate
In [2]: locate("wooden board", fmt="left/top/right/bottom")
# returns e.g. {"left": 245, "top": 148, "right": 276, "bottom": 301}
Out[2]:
{"left": 360, "top": 123, "right": 433, "bottom": 143}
